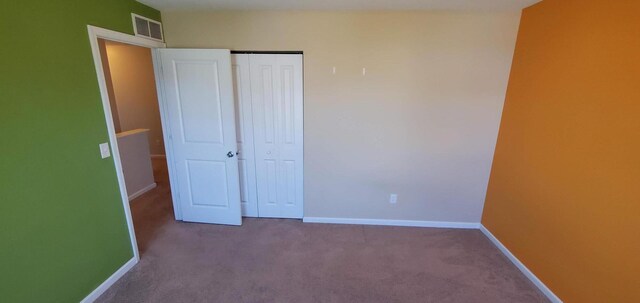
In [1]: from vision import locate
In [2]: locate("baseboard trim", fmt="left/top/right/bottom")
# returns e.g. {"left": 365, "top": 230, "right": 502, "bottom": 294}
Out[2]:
{"left": 480, "top": 225, "right": 562, "bottom": 303}
{"left": 80, "top": 257, "right": 138, "bottom": 303}
{"left": 128, "top": 183, "right": 157, "bottom": 201}
{"left": 302, "top": 217, "right": 480, "bottom": 229}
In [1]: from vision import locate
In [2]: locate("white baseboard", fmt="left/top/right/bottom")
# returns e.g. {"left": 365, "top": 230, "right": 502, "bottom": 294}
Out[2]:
{"left": 128, "top": 183, "right": 157, "bottom": 201}
{"left": 150, "top": 154, "right": 166, "bottom": 159}
{"left": 480, "top": 225, "right": 562, "bottom": 303}
{"left": 80, "top": 257, "right": 138, "bottom": 303}
{"left": 302, "top": 217, "right": 480, "bottom": 229}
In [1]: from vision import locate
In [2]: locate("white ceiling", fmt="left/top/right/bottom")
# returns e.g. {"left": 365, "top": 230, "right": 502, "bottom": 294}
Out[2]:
{"left": 138, "top": 0, "right": 542, "bottom": 11}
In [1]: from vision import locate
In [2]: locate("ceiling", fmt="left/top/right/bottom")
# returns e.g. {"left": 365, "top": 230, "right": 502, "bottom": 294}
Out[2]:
{"left": 138, "top": 0, "right": 542, "bottom": 11}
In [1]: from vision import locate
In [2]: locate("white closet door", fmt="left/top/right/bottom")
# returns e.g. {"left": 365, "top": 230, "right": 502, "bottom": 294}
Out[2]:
{"left": 231, "top": 54, "right": 258, "bottom": 217}
{"left": 250, "top": 54, "right": 304, "bottom": 219}
{"left": 157, "top": 49, "right": 242, "bottom": 225}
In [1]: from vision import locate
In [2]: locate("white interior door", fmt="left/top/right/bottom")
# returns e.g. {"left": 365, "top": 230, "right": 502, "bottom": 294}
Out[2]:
{"left": 231, "top": 54, "right": 258, "bottom": 217}
{"left": 250, "top": 54, "right": 304, "bottom": 219}
{"left": 157, "top": 49, "right": 242, "bottom": 225}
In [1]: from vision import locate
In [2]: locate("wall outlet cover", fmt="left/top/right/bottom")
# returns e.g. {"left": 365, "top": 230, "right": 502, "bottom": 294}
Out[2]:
{"left": 99, "top": 142, "right": 111, "bottom": 159}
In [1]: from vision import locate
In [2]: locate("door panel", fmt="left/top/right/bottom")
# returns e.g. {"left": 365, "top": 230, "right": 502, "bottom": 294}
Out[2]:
{"left": 186, "top": 160, "right": 229, "bottom": 207}
{"left": 282, "top": 66, "right": 296, "bottom": 144}
{"left": 231, "top": 54, "right": 258, "bottom": 217}
{"left": 250, "top": 54, "right": 304, "bottom": 219}
{"left": 175, "top": 62, "right": 224, "bottom": 144}
{"left": 260, "top": 66, "right": 276, "bottom": 144}
{"left": 265, "top": 159, "right": 278, "bottom": 204}
{"left": 158, "top": 49, "right": 242, "bottom": 225}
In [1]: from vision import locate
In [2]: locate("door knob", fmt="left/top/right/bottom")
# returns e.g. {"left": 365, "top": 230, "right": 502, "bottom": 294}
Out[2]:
{"left": 227, "top": 151, "right": 234, "bottom": 158}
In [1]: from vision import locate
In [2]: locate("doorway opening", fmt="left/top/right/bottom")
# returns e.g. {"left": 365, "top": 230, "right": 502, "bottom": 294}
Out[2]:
{"left": 97, "top": 38, "right": 174, "bottom": 255}
{"left": 88, "top": 26, "right": 170, "bottom": 260}
{"left": 89, "top": 27, "right": 305, "bottom": 261}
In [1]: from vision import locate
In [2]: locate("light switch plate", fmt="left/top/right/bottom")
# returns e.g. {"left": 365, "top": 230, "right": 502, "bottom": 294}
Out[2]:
{"left": 99, "top": 142, "right": 111, "bottom": 159}
{"left": 389, "top": 194, "right": 398, "bottom": 204}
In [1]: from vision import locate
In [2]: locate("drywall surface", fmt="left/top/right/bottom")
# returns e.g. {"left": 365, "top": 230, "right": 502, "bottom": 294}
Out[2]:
{"left": 0, "top": 1, "right": 160, "bottom": 302}
{"left": 482, "top": 0, "right": 640, "bottom": 302}
{"left": 163, "top": 10, "right": 521, "bottom": 223}
{"left": 104, "top": 41, "right": 166, "bottom": 155}
{"left": 117, "top": 129, "right": 156, "bottom": 198}
{"left": 99, "top": 39, "right": 122, "bottom": 133}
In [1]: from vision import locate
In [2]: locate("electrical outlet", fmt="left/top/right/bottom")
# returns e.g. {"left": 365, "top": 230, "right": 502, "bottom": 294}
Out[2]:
{"left": 389, "top": 194, "right": 398, "bottom": 204}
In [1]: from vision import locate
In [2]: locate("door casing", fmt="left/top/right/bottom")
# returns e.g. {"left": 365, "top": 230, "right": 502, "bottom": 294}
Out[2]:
{"left": 87, "top": 25, "right": 165, "bottom": 262}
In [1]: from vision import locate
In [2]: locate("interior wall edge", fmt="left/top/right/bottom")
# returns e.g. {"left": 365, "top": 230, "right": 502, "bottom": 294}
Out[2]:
{"left": 79, "top": 257, "right": 138, "bottom": 303}
{"left": 480, "top": 225, "right": 562, "bottom": 303}
{"left": 476, "top": 9, "right": 524, "bottom": 222}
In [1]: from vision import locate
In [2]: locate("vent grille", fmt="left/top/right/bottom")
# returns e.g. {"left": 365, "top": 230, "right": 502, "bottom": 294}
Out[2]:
{"left": 132, "top": 14, "right": 163, "bottom": 41}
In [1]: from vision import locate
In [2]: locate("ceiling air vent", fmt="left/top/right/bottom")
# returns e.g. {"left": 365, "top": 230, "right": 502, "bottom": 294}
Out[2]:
{"left": 132, "top": 14, "right": 163, "bottom": 42}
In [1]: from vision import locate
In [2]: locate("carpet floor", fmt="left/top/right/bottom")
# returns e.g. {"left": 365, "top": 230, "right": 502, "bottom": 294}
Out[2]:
{"left": 96, "top": 159, "right": 548, "bottom": 303}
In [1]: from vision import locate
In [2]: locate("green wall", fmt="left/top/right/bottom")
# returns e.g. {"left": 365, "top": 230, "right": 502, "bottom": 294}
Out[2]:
{"left": 0, "top": 1, "right": 160, "bottom": 302}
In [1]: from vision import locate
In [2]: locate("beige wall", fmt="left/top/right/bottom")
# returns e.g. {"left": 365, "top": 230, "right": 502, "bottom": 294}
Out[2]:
{"left": 117, "top": 129, "right": 156, "bottom": 199}
{"left": 98, "top": 39, "right": 122, "bottom": 133}
{"left": 104, "top": 41, "right": 165, "bottom": 155}
{"left": 163, "top": 11, "right": 521, "bottom": 222}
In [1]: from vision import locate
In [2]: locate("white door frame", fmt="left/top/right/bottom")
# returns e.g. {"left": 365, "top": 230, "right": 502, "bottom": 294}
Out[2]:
{"left": 87, "top": 25, "right": 166, "bottom": 262}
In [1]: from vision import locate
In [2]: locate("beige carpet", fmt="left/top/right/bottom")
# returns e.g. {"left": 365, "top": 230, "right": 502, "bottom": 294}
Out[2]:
{"left": 97, "top": 159, "right": 548, "bottom": 303}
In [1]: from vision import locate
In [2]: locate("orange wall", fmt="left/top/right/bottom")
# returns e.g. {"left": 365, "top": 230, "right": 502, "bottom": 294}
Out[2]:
{"left": 482, "top": 1, "right": 640, "bottom": 302}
